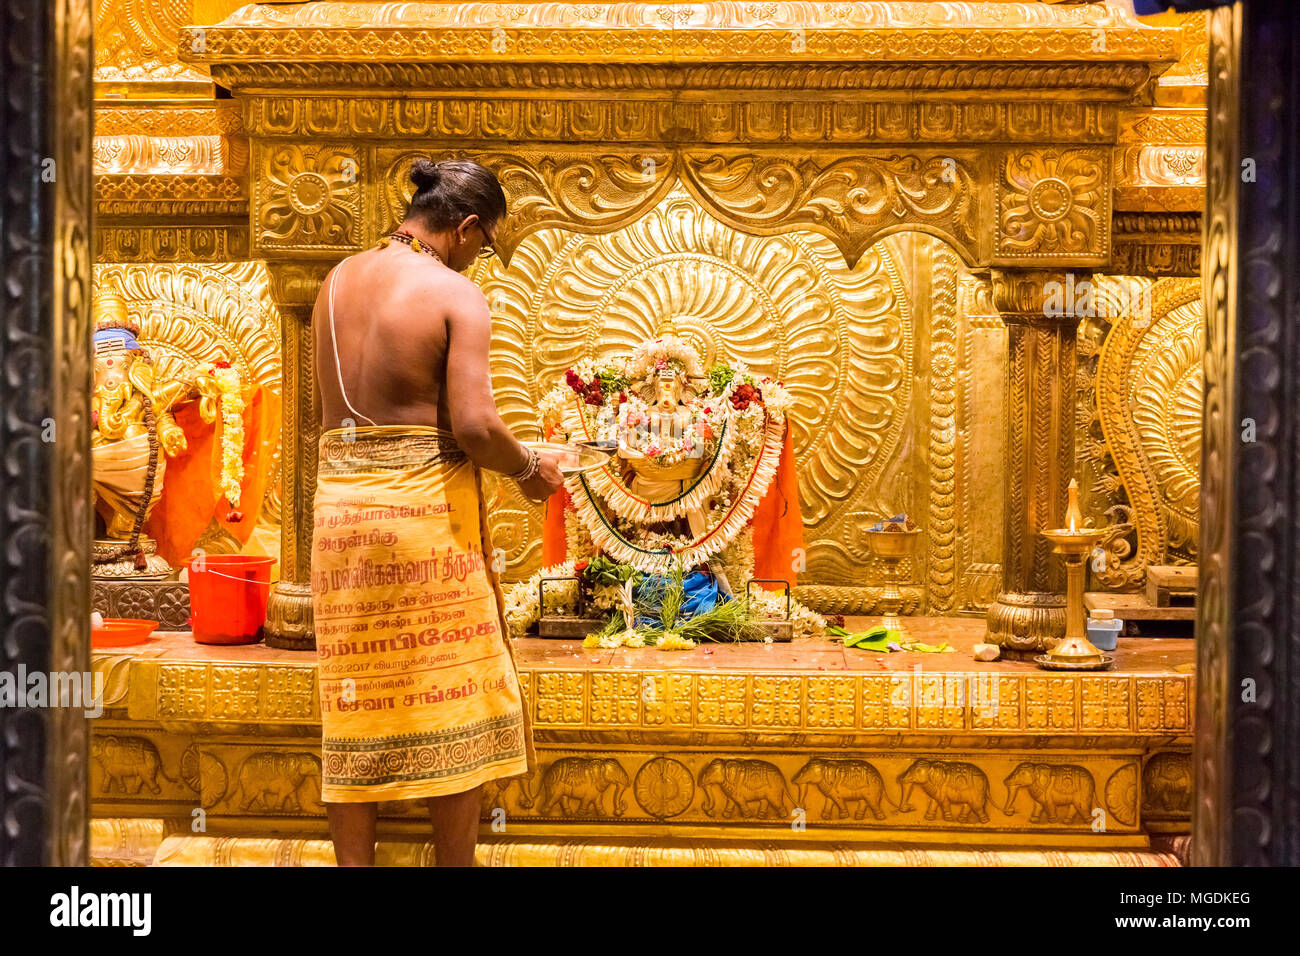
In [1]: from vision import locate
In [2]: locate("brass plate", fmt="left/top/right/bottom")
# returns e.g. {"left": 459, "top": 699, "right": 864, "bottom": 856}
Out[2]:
{"left": 1034, "top": 654, "right": 1116, "bottom": 671}
{"left": 523, "top": 440, "right": 616, "bottom": 476}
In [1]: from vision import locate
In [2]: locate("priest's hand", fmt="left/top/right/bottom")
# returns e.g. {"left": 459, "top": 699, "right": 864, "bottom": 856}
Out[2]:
{"left": 518, "top": 450, "right": 564, "bottom": 501}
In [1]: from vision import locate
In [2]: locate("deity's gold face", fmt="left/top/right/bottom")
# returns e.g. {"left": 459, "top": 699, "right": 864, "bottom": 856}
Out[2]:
{"left": 94, "top": 350, "right": 132, "bottom": 393}
{"left": 654, "top": 372, "right": 681, "bottom": 410}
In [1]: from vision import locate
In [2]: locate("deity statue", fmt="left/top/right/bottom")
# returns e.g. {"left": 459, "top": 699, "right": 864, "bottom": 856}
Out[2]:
{"left": 617, "top": 364, "right": 712, "bottom": 517}
{"left": 91, "top": 284, "right": 220, "bottom": 576}
{"left": 539, "top": 330, "right": 795, "bottom": 577}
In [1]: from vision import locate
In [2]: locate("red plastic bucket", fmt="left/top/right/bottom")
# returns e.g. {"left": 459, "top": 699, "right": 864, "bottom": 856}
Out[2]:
{"left": 188, "top": 555, "right": 277, "bottom": 645}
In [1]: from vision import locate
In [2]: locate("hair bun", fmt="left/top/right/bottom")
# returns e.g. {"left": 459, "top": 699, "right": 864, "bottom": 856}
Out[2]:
{"left": 409, "top": 158, "right": 441, "bottom": 192}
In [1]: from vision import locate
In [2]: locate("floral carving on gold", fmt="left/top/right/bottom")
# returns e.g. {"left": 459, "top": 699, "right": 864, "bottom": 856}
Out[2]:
{"left": 680, "top": 150, "right": 977, "bottom": 267}
{"left": 375, "top": 148, "right": 675, "bottom": 257}
{"left": 997, "top": 148, "right": 1108, "bottom": 259}
{"left": 256, "top": 144, "right": 361, "bottom": 251}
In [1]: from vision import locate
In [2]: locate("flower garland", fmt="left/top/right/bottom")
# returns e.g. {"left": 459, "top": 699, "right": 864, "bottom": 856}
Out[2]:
{"left": 561, "top": 390, "right": 735, "bottom": 524}
{"left": 563, "top": 497, "right": 595, "bottom": 563}
{"left": 626, "top": 335, "right": 704, "bottom": 380}
{"left": 503, "top": 561, "right": 578, "bottom": 637}
{"left": 212, "top": 361, "right": 245, "bottom": 518}
{"left": 567, "top": 409, "right": 786, "bottom": 573}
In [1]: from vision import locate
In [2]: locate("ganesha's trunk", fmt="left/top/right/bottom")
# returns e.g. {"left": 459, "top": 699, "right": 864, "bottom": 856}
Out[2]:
{"left": 1003, "top": 784, "right": 1019, "bottom": 816}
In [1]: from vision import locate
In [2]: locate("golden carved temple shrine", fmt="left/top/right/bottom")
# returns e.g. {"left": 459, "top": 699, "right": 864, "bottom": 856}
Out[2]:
{"left": 3, "top": 0, "right": 1299, "bottom": 874}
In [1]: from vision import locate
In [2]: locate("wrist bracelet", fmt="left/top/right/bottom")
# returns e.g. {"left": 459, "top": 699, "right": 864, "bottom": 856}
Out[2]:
{"left": 508, "top": 447, "right": 539, "bottom": 482}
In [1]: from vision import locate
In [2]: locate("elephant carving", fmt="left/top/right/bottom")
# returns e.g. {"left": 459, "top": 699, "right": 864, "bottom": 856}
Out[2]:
{"left": 537, "top": 757, "right": 629, "bottom": 817}
{"left": 698, "top": 759, "right": 794, "bottom": 820}
{"left": 482, "top": 772, "right": 537, "bottom": 813}
{"left": 793, "top": 758, "right": 894, "bottom": 821}
{"left": 1003, "top": 762, "right": 1096, "bottom": 824}
{"left": 897, "top": 759, "right": 991, "bottom": 823}
{"left": 231, "top": 752, "right": 323, "bottom": 812}
{"left": 1143, "top": 752, "right": 1191, "bottom": 814}
{"left": 92, "top": 735, "right": 174, "bottom": 795}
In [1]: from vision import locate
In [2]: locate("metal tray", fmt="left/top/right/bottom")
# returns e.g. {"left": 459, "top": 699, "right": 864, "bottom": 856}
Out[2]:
{"left": 522, "top": 440, "right": 616, "bottom": 476}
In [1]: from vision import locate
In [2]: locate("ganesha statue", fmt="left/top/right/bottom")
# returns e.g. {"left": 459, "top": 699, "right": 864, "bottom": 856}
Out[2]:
{"left": 91, "top": 284, "right": 221, "bottom": 576}
{"left": 539, "top": 329, "right": 800, "bottom": 583}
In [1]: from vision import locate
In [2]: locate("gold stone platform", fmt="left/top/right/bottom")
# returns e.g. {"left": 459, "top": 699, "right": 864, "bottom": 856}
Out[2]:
{"left": 90, "top": 618, "right": 1191, "bottom": 865}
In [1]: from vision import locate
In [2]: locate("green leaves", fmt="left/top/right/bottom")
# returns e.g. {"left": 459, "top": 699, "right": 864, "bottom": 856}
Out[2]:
{"left": 707, "top": 361, "right": 734, "bottom": 395}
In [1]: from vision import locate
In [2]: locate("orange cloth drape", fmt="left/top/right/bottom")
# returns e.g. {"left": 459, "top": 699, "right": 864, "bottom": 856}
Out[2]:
{"left": 145, "top": 385, "right": 282, "bottom": 566}
{"left": 750, "top": 425, "right": 804, "bottom": 589}
{"left": 541, "top": 486, "right": 571, "bottom": 567}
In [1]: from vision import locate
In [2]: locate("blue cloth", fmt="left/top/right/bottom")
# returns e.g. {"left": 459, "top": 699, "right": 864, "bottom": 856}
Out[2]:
{"left": 94, "top": 327, "right": 142, "bottom": 351}
{"left": 633, "top": 569, "right": 728, "bottom": 628}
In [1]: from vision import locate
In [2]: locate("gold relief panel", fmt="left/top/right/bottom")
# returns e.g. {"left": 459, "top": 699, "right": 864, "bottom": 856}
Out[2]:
{"left": 94, "top": 0, "right": 210, "bottom": 88}
{"left": 680, "top": 150, "right": 980, "bottom": 268}
{"left": 254, "top": 143, "right": 362, "bottom": 252}
{"left": 373, "top": 146, "right": 676, "bottom": 255}
{"left": 996, "top": 147, "right": 1110, "bottom": 262}
{"left": 95, "top": 225, "right": 249, "bottom": 263}
{"left": 242, "top": 94, "right": 1121, "bottom": 145}
{"left": 181, "top": 1, "right": 1178, "bottom": 64}
{"left": 88, "top": 727, "right": 1156, "bottom": 842}
{"left": 112, "top": 655, "right": 1193, "bottom": 735}
{"left": 474, "top": 189, "right": 915, "bottom": 584}
{"left": 1091, "top": 277, "right": 1203, "bottom": 589}
{"left": 474, "top": 749, "right": 1144, "bottom": 836}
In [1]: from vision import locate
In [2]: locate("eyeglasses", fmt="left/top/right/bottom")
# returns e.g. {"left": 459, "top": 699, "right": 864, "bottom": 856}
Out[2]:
{"left": 476, "top": 221, "right": 498, "bottom": 260}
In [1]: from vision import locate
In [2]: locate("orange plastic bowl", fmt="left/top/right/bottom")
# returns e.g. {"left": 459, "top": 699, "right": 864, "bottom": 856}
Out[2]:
{"left": 92, "top": 618, "right": 158, "bottom": 648}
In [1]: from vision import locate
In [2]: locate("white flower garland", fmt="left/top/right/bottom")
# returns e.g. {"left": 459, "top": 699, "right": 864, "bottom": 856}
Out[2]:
{"left": 213, "top": 365, "right": 244, "bottom": 509}
{"left": 625, "top": 335, "right": 705, "bottom": 380}
{"left": 503, "top": 561, "right": 577, "bottom": 637}
{"left": 748, "top": 589, "right": 827, "bottom": 640}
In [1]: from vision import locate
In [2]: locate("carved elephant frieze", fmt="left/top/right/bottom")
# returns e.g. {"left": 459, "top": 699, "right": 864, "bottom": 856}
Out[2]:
{"left": 697, "top": 758, "right": 794, "bottom": 820}
{"left": 792, "top": 757, "right": 893, "bottom": 821}
{"left": 537, "top": 757, "right": 629, "bottom": 817}
{"left": 231, "top": 751, "right": 323, "bottom": 813}
{"left": 1003, "top": 762, "right": 1097, "bottom": 825}
{"left": 897, "top": 759, "right": 992, "bottom": 824}
{"left": 92, "top": 734, "right": 173, "bottom": 796}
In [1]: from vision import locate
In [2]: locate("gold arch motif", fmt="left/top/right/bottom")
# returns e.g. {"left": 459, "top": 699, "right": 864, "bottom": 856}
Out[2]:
{"left": 1095, "top": 276, "right": 1202, "bottom": 589}
{"left": 477, "top": 189, "right": 911, "bottom": 578}
{"left": 374, "top": 147, "right": 980, "bottom": 270}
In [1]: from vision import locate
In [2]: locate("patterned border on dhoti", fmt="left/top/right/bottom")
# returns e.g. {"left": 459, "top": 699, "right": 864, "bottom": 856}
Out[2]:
{"left": 322, "top": 714, "right": 526, "bottom": 788}
{"left": 318, "top": 428, "right": 465, "bottom": 474}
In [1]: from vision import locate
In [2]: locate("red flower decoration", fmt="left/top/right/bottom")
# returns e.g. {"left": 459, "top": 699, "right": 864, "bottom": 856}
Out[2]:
{"left": 730, "top": 383, "right": 761, "bottom": 411}
{"left": 574, "top": 559, "right": 589, "bottom": 572}
{"left": 213, "top": 359, "right": 232, "bottom": 370}
{"left": 225, "top": 510, "right": 243, "bottom": 522}
{"left": 565, "top": 369, "right": 584, "bottom": 393}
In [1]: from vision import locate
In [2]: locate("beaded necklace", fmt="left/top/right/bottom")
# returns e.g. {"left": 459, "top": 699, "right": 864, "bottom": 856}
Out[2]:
{"left": 379, "top": 230, "right": 443, "bottom": 263}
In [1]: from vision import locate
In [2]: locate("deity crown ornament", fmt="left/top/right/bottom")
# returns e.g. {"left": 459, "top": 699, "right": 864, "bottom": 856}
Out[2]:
{"left": 626, "top": 334, "right": 705, "bottom": 381}
{"left": 92, "top": 285, "right": 144, "bottom": 355}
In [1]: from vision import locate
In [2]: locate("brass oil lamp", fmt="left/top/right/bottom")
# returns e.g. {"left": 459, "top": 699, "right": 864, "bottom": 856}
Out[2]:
{"left": 1037, "top": 479, "right": 1112, "bottom": 670}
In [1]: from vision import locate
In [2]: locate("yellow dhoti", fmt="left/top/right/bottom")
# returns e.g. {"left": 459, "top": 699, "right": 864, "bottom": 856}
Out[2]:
{"left": 311, "top": 425, "right": 535, "bottom": 803}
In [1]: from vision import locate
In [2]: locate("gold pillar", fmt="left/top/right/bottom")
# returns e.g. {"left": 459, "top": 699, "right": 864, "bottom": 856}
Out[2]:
{"left": 263, "top": 263, "right": 330, "bottom": 649}
{"left": 984, "top": 269, "right": 1089, "bottom": 657}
